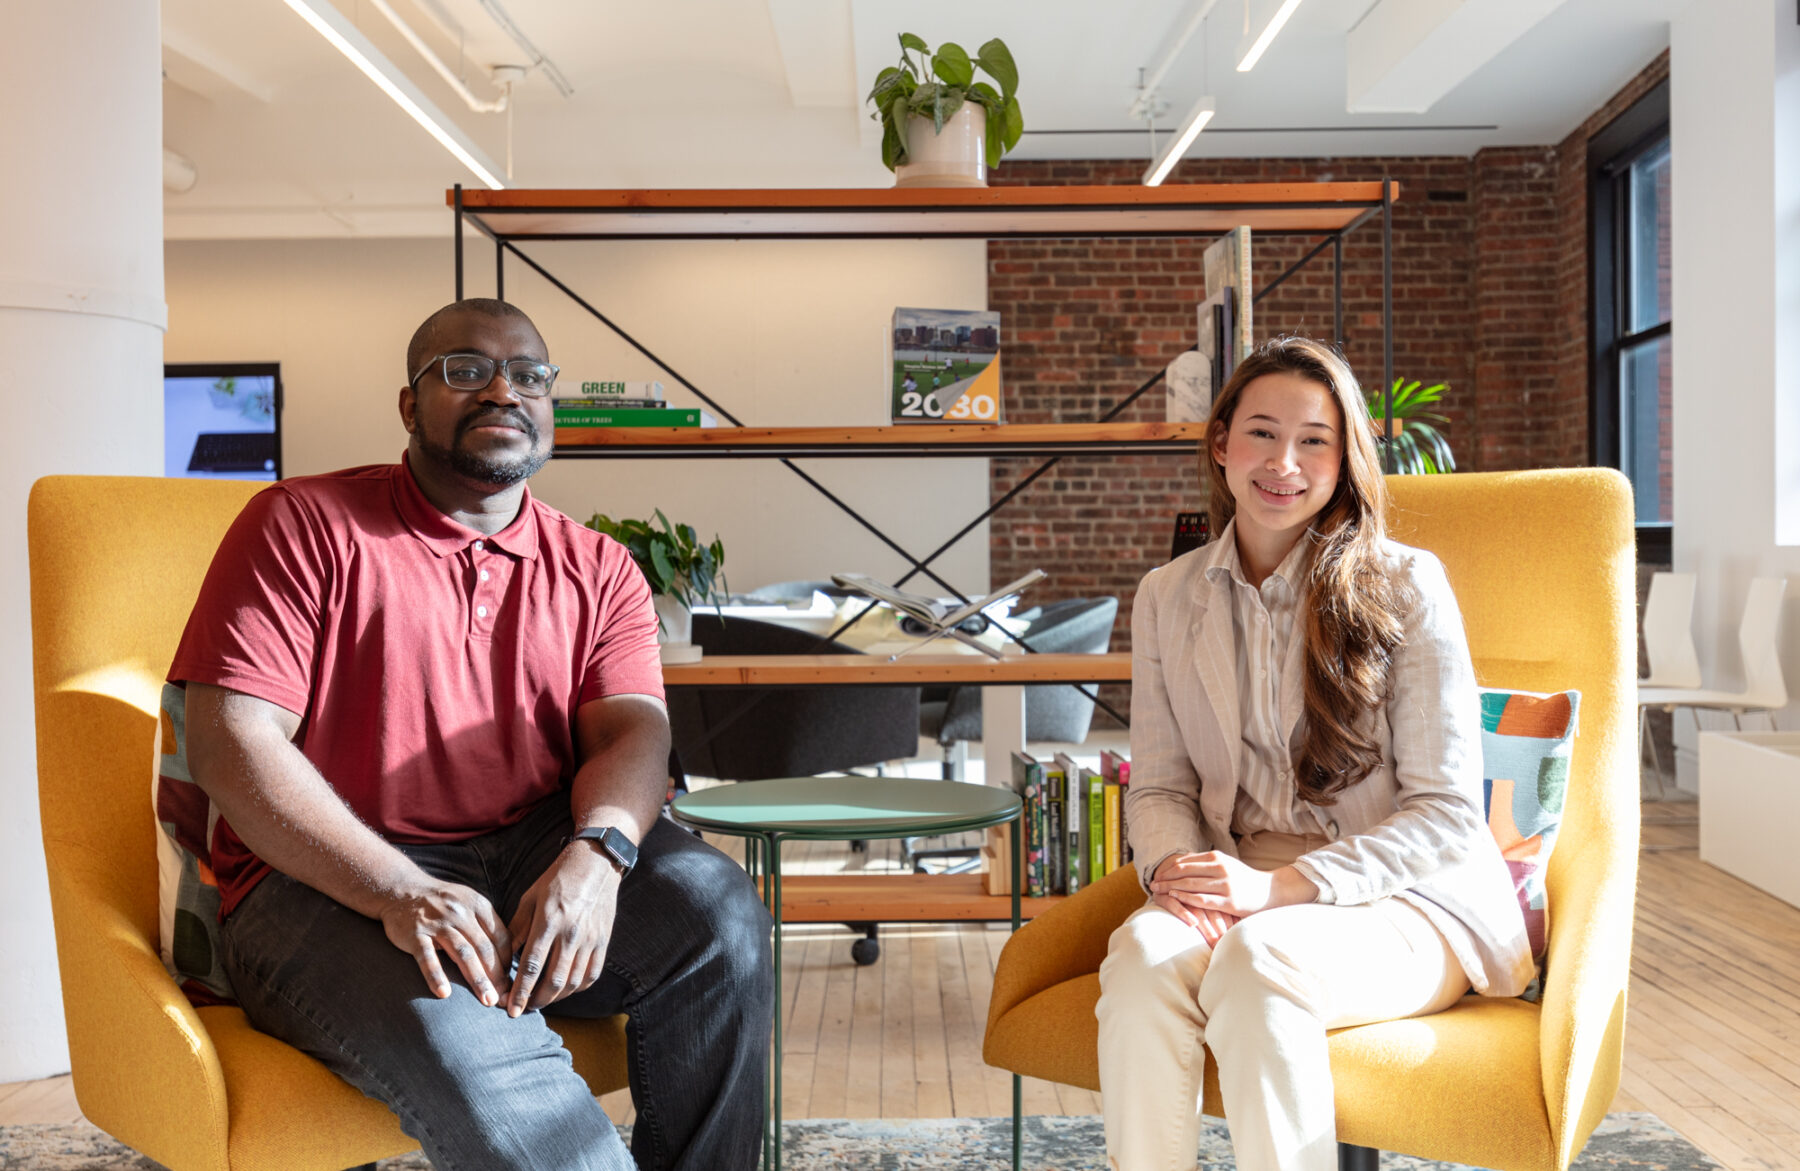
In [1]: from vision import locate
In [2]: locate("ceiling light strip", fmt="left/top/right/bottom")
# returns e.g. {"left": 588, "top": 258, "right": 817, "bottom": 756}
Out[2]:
{"left": 280, "top": 0, "right": 507, "bottom": 190}
{"left": 1128, "top": 0, "right": 1221, "bottom": 120}
{"left": 1236, "top": 0, "right": 1305, "bottom": 72}
{"left": 1142, "top": 96, "right": 1216, "bottom": 187}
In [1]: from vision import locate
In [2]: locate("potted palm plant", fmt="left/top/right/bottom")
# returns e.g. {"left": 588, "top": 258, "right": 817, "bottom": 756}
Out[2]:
{"left": 866, "top": 33, "right": 1023, "bottom": 187}
{"left": 1367, "top": 378, "right": 1456, "bottom": 474}
{"left": 585, "top": 510, "right": 729, "bottom": 664}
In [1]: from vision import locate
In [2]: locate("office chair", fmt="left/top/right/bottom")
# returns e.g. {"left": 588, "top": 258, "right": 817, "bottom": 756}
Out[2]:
{"left": 983, "top": 468, "right": 1640, "bottom": 1171}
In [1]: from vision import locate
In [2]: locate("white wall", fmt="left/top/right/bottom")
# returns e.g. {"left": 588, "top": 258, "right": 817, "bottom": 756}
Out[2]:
{"left": 1669, "top": 0, "right": 1800, "bottom": 786}
{"left": 0, "top": 0, "right": 165, "bottom": 1083}
{"left": 165, "top": 235, "right": 992, "bottom": 597}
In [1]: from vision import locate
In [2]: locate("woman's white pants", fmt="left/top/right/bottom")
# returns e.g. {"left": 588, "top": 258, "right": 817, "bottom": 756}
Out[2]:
{"left": 1095, "top": 897, "right": 1468, "bottom": 1171}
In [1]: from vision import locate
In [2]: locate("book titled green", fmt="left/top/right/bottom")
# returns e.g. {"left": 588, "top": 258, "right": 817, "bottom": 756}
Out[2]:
{"left": 555, "top": 408, "right": 702, "bottom": 427}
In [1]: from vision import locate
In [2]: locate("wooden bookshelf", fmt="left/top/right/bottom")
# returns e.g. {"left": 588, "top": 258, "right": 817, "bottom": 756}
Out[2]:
{"left": 552, "top": 421, "right": 1206, "bottom": 459}
{"left": 765, "top": 873, "right": 1063, "bottom": 923}
{"left": 452, "top": 182, "right": 1394, "bottom": 240}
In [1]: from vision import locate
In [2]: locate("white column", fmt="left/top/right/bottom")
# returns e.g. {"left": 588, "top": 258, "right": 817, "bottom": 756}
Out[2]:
{"left": 0, "top": 1, "right": 165, "bottom": 1079}
{"left": 1669, "top": 0, "right": 1800, "bottom": 791}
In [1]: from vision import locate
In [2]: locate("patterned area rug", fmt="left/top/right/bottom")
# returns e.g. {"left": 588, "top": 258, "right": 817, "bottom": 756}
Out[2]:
{"left": 0, "top": 1113, "right": 1719, "bottom": 1169}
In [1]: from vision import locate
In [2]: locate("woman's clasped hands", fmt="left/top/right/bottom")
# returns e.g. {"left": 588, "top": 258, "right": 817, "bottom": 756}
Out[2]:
{"left": 1149, "top": 851, "right": 1322, "bottom": 945}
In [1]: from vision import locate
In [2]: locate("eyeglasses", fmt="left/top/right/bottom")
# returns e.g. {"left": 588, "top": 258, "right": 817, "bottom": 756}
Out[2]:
{"left": 410, "top": 352, "right": 560, "bottom": 397}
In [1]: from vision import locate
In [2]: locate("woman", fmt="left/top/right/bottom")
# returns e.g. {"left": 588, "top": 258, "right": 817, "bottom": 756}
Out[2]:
{"left": 1097, "top": 337, "right": 1532, "bottom": 1171}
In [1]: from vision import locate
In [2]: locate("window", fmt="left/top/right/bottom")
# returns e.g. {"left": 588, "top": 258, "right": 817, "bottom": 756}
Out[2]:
{"left": 1589, "top": 80, "right": 1671, "bottom": 561}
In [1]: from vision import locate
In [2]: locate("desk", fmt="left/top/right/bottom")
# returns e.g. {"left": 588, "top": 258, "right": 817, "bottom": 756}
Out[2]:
{"left": 665, "top": 651, "right": 1129, "bottom": 779}
{"left": 671, "top": 776, "right": 1022, "bottom": 1171}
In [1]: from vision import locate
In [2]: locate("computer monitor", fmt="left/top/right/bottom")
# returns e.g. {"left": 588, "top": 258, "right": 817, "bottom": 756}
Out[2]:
{"left": 164, "top": 362, "right": 283, "bottom": 481}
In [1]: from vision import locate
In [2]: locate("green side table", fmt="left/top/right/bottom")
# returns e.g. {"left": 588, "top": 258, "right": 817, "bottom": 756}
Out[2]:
{"left": 671, "top": 776, "right": 1023, "bottom": 1171}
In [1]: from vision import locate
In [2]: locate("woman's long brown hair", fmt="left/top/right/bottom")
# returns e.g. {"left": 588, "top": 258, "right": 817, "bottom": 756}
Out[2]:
{"left": 1202, "top": 336, "right": 1410, "bottom": 805}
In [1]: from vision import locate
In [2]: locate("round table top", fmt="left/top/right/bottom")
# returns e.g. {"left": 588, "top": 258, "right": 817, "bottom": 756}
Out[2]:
{"left": 670, "top": 776, "right": 1021, "bottom": 839}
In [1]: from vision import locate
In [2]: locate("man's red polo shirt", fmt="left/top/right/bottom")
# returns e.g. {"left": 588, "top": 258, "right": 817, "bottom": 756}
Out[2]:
{"left": 169, "top": 455, "right": 665, "bottom": 917}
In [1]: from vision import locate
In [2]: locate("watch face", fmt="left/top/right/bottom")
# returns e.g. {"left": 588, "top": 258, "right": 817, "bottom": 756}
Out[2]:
{"left": 579, "top": 826, "right": 636, "bottom": 872}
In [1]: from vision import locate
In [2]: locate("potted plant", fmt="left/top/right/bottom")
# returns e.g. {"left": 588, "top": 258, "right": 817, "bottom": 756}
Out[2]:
{"left": 866, "top": 33, "right": 1023, "bottom": 188}
{"left": 1366, "top": 378, "right": 1456, "bottom": 474}
{"left": 585, "top": 510, "right": 729, "bottom": 664}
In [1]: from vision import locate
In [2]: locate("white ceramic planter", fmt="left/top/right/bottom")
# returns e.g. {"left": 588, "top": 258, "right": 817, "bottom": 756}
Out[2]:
{"left": 895, "top": 104, "right": 987, "bottom": 188}
{"left": 653, "top": 594, "right": 702, "bottom": 664}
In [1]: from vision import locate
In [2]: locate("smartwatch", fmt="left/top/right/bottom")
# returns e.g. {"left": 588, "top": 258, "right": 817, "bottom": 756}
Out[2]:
{"left": 567, "top": 825, "right": 639, "bottom": 876}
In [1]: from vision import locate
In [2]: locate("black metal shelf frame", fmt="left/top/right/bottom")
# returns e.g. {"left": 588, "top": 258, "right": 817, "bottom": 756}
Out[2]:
{"left": 447, "top": 182, "right": 1397, "bottom": 723}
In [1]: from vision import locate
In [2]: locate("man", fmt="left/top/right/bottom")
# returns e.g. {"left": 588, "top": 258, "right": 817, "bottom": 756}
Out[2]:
{"left": 171, "top": 299, "right": 771, "bottom": 1171}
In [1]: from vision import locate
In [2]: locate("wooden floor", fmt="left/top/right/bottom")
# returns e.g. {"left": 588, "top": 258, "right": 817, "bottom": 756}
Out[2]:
{"left": 6, "top": 794, "right": 1798, "bottom": 1171}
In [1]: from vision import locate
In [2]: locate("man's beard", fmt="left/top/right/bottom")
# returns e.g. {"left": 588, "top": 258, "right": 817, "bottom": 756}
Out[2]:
{"left": 417, "top": 405, "right": 549, "bottom": 486}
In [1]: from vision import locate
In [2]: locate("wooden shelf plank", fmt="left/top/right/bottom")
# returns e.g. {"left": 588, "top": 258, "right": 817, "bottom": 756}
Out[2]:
{"left": 453, "top": 183, "right": 1395, "bottom": 239}
{"left": 554, "top": 421, "right": 1207, "bottom": 459}
{"left": 767, "top": 873, "right": 1065, "bottom": 922}
{"left": 662, "top": 651, "right": 1130, "bottom": 687}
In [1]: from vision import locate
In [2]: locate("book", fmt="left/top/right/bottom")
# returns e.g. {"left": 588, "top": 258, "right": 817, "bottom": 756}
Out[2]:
{"left": 553, "top": 407, "right": 718, "bottom": 428}
{"left": 1043, "top": 760, "right": 1066, "bottom": 896}
{"left": 890, "top": 307, "right": 1004, "bottom": 424}
{"left": 1171, "top": 511, "right": 1211, "bottom": 560}
{"left": 570, "top": 380, "right": 665, "bottom": 400}
{"left": 552, "top": 396, "right": 667, "bottom": 410}
{"left": 1103, "top": 779, "right": 1121, "bottom": 877}
{"left": 1101, "top": 749, "right": 1133, "bottom": 868}
{"left": 1010, "top": 751, "right": 1046, "bottom": 898}
{"left": 1056, "top": 752, "right": 1084, "bottom": 894}
{"left": 1086, "top": 766, "right": 1106, "bottom": 884}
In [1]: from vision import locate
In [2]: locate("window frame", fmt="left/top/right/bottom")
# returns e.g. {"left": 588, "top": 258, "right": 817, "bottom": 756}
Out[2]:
{"left": 1588, "top": 78, "right": 1672, "bottom": 563}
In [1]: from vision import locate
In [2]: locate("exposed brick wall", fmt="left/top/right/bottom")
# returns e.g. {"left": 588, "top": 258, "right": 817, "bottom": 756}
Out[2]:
{"left": 1472, "top": 147, "right": 1564, "bottom": 470}
{"left": 986, "top": 53, "right": 1670, "bottom": 727}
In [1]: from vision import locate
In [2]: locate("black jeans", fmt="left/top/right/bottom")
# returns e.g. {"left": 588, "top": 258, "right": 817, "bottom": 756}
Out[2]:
{"left": 221, "top": 800, "right": 772, "bottom": 1171}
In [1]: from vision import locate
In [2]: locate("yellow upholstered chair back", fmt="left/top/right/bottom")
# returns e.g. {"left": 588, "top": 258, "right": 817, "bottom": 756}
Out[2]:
{"left": 30, "top": 475, "right": 626, "bottom": 1171}
{"left": 983, "top": 467, "right": 1639, "bottom": 1171}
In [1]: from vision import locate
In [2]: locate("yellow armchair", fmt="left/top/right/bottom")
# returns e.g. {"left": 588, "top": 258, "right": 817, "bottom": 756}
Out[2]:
{"left": 983, "top": 468, "right": 1640, "bottom": 1170}
{"left": 29, "top": 475, "right": 628, "bottom": 1171}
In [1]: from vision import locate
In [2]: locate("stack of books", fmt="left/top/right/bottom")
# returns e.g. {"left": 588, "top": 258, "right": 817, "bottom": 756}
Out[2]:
{"left": 553, "top": 381, "right": 719, "bottom": 429}
{"left": 984, "top": 749, "right": 1133, "bottom": 897}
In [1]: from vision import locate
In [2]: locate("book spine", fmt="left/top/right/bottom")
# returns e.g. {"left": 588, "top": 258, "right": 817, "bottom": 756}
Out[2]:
{"left": 1118, "top": 760, "right": 1132, "bottom": 864}
{"left": 552, "top": 396, "right": 666, "bottom": 410}
{"left": 554, "top": 409, "right": 701, "bottom": 427}
{"left": 573, "top": 380, "right": 665, "bottom": 400}
{"left": 1046, "top": 768, "right": 1065, "bottom": 896}
{"left": 1066, "top": 768, "right": 1083, "bottom": 895}
{"left": 1088, "top": 772, "right": 1105, "bottom": 882}
{"left": 1024, "top": 780, "right": 1043, "bottom": 898}
{"left": 1030, "top": 763, "right": 1047, "bottom": 897}
{"left": 1103, "top": 781, "right": 1121, "bottom": 876}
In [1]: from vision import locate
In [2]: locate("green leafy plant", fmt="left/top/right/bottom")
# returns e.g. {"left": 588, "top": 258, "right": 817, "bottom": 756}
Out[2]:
{"left": 584, "top": 510, "right": 729, "bottom": 621}
{"left": 865, "top": 33, "right": 1023, "bottom": 172}
{"left": 1367, "top": 378, "right": 1456, "bottom": 474}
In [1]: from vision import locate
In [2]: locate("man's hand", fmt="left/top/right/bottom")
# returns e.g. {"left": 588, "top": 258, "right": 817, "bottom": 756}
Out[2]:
{"left": 378, "top": 879, "right": 513, "bottom": 1006}
{"left": 504, "top": 843, "right": 622, "bottom": 1016}
{"left": 1150, "top": 851, "right": 1320, "bottom": 919}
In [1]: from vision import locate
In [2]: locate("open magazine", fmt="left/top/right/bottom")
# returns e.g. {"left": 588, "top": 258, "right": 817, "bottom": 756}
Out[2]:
{"left": 830, "top": 569, "right": 1047, "bottom": 660}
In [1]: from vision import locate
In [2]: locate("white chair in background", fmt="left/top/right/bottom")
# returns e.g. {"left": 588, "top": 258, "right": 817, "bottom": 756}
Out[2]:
{"left": 1639, "top": 576, "right": 1789, "bottom": 784}
{"left": 1636, "top": 571, "right": 1701, "bottom": 790}
{"left": 1639, "top": 571, "right": 1703, "bottom": 689}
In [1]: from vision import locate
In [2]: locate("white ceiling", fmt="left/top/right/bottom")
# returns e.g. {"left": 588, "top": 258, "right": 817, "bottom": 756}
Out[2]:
{"left": 160, "top": 0, "right": 1683, "bottom": 239}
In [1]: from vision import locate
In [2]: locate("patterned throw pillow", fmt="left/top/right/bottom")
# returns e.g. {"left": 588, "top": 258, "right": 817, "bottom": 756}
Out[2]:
{"left": 154, "top": 682, "right": 236, "bottom": 1006}
{"left": 1478, "top": 687, "right": 1580, "bottom": 965}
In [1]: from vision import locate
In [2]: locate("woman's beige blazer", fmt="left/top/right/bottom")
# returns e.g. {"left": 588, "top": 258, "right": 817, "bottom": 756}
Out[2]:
{"left": 1125, "top": 526, "right": 1535, "bottom": 996}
